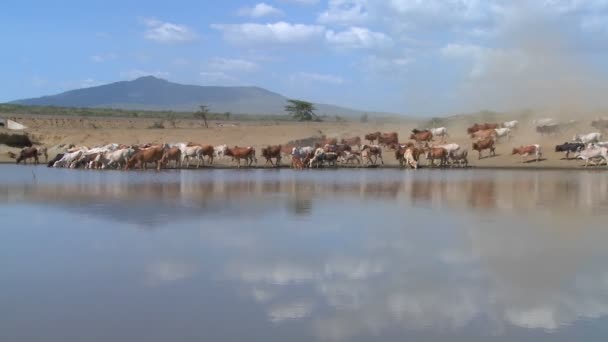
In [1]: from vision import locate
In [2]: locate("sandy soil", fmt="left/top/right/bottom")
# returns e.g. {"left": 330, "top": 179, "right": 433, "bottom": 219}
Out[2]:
{"left": 1, "top": 115, "right": 606, "bottom": 169}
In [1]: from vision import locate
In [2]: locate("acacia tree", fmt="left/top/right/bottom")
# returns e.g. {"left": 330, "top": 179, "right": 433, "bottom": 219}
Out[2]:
{"left": 194, "top": 105, "right": 209, "bottom": 128}
{"left": 285, "top": 99, "right": 321, "bottom": 122}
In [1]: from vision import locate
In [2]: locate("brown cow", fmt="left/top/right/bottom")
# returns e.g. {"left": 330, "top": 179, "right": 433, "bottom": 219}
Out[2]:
{"left": 225, "top": 146, "right": 257, "bottom": 168}
{"left": 365, "top": 132, "right": 381, "bottom": 144}
{"left": 467, "top": 123, "right": 499, "bottom": 134}
{"left": 324, "top": 144, "right": 352, "bottom": 154}
{"left": 126, "top": 146, "right": 164, "bottom": 171}
{"left": 16, "top": 147, "right": 39, "bottom": 165}
{"left": 200, "top": 145, "right": 215, "bottom": 165}
{"left": 291, "top": 155, "right": 305, "bottom": 170}
{"left": 472, "top": 137, "right": 496, "bottom": 159}
{"left": 425, "top": 147, "right": 448, "bottom": 167}
{"left": 512, "top": 144, "right": 542, "bottom": 163}
{"left": 321, "top": 136, "right": 338, "bottom": 146}
{"left": 340, "top": 137, "right": 361, "bottom": 148}
{"left": 160, "top": 147, "right": 182, "bottom": 168}
{"left": 470, "top": 129, "right": 497, "bottom": 140}
{"left": 378, "top": 132, "right": 399, "bottom": 147}
{"left": 261, "top": 145, "right": 282, "bottom": 167}
{"left": 410, "top": 131, "right": 433, "bottom": 143}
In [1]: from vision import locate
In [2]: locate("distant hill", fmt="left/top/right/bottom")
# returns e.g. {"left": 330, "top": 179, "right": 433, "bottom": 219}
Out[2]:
{"left": 11, "top": 76, "right": 384, "bottom": 117}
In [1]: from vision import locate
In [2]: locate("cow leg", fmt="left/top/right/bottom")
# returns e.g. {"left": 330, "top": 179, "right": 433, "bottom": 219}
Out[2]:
{"left": 379, "top": 154, "right": 384, "bottom": 165}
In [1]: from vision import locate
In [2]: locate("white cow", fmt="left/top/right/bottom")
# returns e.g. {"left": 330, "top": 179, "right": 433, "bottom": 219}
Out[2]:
{"left": 180, "top": 145, "right": 204, "bottom": 168}
{"left": 428, "top": 127, "right": 448, "bottom": 142}
{"left": 573, "top": 132, "right": 602, "bottom": 145}
{"left": 502, "top": 120, "right": 519, "bottom": 129}
{"left": 53, "top": 150, "right": 84, "bottom": 168}
{"left": 214, "top": 144, "right": 228, "bottom": 158}
{"left": 576, "top": 146, "right": 608, "bottom": 167}
{"left": 533, "top": 118, "right": 556, "bottom": 126}
{"left": 588, "top": 141, "right": 608, "bottom": 149}
{"left": 291, "top": 146, "right": 315, "bottom": 159}
{"left": 340, "top": 151, "right": 361, "bottom": 165}
{"left": 403, "top": 148, "right": 418, "bottom": 169}
{"left": 450, "top": 147, "right": 469, "bottom": 167}
{"left": 494, "top": 128, "right": 511, "bottom": 142}
{"left": 98, "top": 147, "right": 136, "bottom": 169}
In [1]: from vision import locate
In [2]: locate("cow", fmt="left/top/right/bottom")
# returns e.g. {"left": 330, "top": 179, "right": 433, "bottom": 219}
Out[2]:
{"left": 261, "top": 145, "right": 282, "bottom": 167}
{"left": 16, "top": 147, "right": 39, "bottom": 165}
{"left": 309, "top": 151, "right": 338, "bottom": 168}
{"left": 589, "top": 141, "right": 608, "bottom": 149}
{"left": 533, "top": 118, "right": 557, "bottom": 127}
{"left": 494, "top": 128, "right": 511, "bottom": 142}
{"left": 378, "top": 132, "right": 399, "bottom": 147}
{"left": 324, "top": 144, "right": 351, "bottom": 154}
{"left": 470, "top": 129, "right": 497, "bottom": 140}
{"left": 365, "top": 132, "right": 381, "bottom": 144}
{"left": 340, "top": 151, "right": 361, "bottom": 165}
{"left": 434, "top": 143, "right": 460, "bottom": 166}
{"left": 555, "top": 142, "right": 585, "bottom": 159}
{"left": 53, "top": 149, "right": 85, "bottom": 168}
{"left": 472, "top": 137, "right": 496, "bottom": 159}
{"left": 126, "top": 146, "right": 164, "bottom": 171}
{"left": 512, "top": 145, "right": 543, "bottom": 163}
{"left": 591, "top": 119, "right": 608, "bottom": 130}
{"left": 360, "top": 144, "right": 384, "bottom": 165}
{"left": 425, "top": 147, "right": 448, "bottom": 167}
{"left": 502, "top": 120, "right": 519, "bottom": 129}
{"left": 573, "top": 132, "right": 602, "bottom": 145}
{"left": 428, "top": 127, "right": 448, "bottom": 142}
{"left": 450, "top": 147, "right": 469, "bottom": 168}
{"left": 180, "top": 145, "right": 205, "bottom": 168}
{"left": 403, "top": 148, "right": 418, "bottom": 169}
{"left": 47, "top": 153, "right": 64, "bottom": 167}
{"left": 467, "top": 123, "right": 499, "bottom": 134}
{"left": 536, "top": 124, "right": 560, "bottom": 136}
{"left": 410, "top": 130, "right": 433, "bottom": 143}
{"left": 340, "top": 137, "right": 362, "bottom": 149}
{"left": 214, "top": 144, "right": 228, "bottom": 159}
{"left": 98, "top": 147, "right": 138, "bottom": 169}
{"left": 224, "top": 146, "right": 257, "bottom": 168}
{"left": 575, "top": 146, "right": 608, "bottom": 167}
{"left": 159, "top": 147, "right": 182, "bottom": 169}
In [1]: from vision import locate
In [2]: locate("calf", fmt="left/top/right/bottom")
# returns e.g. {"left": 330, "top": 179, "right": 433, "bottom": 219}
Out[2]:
{"left": 512, "top": 144, "right": 542, "bottom": 163}
{"left": 360, "top": 144, "right": 384, "bottom": 165}
{"left": 472, "top": 137, "right": 496, "bottom": 159}
{"left": 261, "top": 145, "right": 282, "bottom": 167}
{"left": 555, "top": 142, "right": 585, "bottom": 159}
{"left": 16, "top": 147, "right": 39, "bottom": 165}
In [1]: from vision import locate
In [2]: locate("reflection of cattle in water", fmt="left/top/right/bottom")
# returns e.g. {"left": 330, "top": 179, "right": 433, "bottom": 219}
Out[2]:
{"left": 467, "top": 180, "right": 496, "bottom": 209}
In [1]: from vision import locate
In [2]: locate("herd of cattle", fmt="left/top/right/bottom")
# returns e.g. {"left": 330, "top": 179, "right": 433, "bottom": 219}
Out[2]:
{"left": 10, "top": 118, "right": 608, "bottom": 170}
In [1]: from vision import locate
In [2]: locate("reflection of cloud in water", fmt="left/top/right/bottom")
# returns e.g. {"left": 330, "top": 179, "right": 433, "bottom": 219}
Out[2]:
{"left": 269, "top": 301, "right": 314, "bottom": 323}
{"left": 145, "top": 261, "right": 197, "bottom": 286}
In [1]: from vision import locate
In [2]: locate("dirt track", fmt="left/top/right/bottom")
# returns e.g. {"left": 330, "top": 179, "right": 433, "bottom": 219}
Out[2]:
{"left": 1, "top": 115, "right": 606, "bottom": 169}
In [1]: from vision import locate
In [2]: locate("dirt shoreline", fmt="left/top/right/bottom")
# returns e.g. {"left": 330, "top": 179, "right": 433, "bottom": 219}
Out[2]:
{"left": 1, "top": 115, "right": 607, "bottom": 170}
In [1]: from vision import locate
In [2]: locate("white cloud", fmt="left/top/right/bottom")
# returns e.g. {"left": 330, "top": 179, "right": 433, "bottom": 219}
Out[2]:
{"left": 291, "top": 72, "right": 346, "bottom": 85}
{"left": 326, "top": 27, "right": 393, "bottom": 49}
{"left": 212, "top": 22, "right": 325, "bottom": 45}
{"left": 238, "top": 3, "right": 283, "bottom": 18}
{"left": 361, "top": 54, "right": 413, "bottom": 76}
{"left": 120, "top": 69, "right": 170, "bottom": 80}
{"left": 208, "top": 58, "right": 259, "bottom": 72}
{"left": 89, "top": 52, "right": 117, "bottom": 63}
{"left": 141, "top": 17, "right": 198, "bottom": 43}
{"left": 268, "top": 301, "right": 314, "bottom": 323}
{"left": 318, "top": 0, "right": 369, "bottom": 25}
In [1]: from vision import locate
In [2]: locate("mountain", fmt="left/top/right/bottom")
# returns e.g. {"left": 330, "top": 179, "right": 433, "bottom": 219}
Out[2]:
{"left": 12, "top": 76, "right": 376, "bottom": 117}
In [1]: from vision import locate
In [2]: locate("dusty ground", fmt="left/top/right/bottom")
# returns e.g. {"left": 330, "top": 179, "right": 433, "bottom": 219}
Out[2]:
{"left": 1, "top": 115, "right": 606, "bottom": 169}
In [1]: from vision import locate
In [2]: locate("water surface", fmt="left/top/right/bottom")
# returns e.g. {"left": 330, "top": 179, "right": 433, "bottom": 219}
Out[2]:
{"left": 2, "top": 165, "right": 608, "bottom": 341}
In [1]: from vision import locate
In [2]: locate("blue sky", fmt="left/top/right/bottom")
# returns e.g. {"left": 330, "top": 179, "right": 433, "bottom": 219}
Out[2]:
{"left": 2, "top": 0, "right": 608, "bottom": 115}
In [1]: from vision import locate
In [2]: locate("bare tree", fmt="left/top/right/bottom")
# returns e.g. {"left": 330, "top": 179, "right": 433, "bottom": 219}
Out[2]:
{"left": 194, "top": 105, "right": 209, "bottom": 128}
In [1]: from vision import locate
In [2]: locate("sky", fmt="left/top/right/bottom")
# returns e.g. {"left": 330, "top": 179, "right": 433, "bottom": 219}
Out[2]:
{"left": 2, "top": 0, "right": 608, "bottom": 116}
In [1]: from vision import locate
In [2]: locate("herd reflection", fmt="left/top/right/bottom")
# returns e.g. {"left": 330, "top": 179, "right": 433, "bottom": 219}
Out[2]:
{"left": 3, "top": 167, "right": 608, "bottom": 341}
